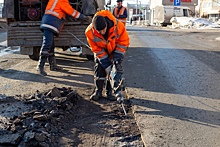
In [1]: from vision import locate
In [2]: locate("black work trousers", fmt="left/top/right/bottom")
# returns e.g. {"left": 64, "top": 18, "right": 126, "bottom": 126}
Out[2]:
{"left": 94, "top": 58, "right": 107, "bottom": 79}
{"left": 40, "top": 29, "right": 55, "bottom": 57}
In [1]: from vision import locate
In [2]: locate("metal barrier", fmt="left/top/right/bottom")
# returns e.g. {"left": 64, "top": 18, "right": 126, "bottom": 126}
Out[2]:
{"left": 132, "top": 20, "right": 150, "bottom": 26}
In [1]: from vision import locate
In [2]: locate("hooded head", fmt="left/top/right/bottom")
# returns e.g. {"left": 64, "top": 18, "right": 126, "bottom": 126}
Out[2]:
{"left": 93, "top": 15, "right": 107, "bottom": 31}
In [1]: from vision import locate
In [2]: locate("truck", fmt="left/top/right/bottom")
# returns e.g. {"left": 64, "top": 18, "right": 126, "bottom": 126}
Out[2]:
{"left": 2, "top": 0, "right": 108, "bottom": 61}
{"left": 153, "top": 5, "right": 193, "bottom": 26}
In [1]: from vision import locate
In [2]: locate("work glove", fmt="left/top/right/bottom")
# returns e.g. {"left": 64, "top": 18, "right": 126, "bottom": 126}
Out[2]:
{"left": 84, "top": 16, "right": 92, "bottom": 23}
{"left": 113, "top": 52, "right": 124, "bottom": 64}
{"left": 114, "top": 61, "right": 123, "bottom": 73}
{"left": 105, "top": 65, "right": 112, "bottom": 78}
{"left": 79, "top": 14, "right": 92, "bottom": 23}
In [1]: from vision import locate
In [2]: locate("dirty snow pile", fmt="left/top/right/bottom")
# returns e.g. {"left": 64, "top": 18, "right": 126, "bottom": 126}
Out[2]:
{"left": 170, "top": 17, "right": 220, "bottom": 29}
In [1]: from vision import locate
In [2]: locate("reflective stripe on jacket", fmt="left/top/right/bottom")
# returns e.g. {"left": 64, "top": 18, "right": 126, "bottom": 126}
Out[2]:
{"left": 40, "top": 0, "right": 82, "bottom": 36}
{"left": 40, "top": 14, "right": 64, "bottom": 36}
{"left": 45, "top": 0, "right": 80, "bottom": 19}
{"left": 85, "top": 10, "right": 129, "bottom": 68}
{"left": 113, "top": 6, "right": 127, "bottom": 25}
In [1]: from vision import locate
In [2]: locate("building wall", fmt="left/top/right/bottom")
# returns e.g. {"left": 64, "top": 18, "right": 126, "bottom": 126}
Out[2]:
{"left": 150, "top": 0, "right": 198, "bottom": 12}
{"left": 150, "top": 0, "right": 198, "bottom": 8}
{"left": 199, "top": 0, "right": 220, "bottom": 21}
{"left": 150, "top": 0, "right": 163, "bottom": 9}
{"left": 200, "top": 0, "right": 212, "bottom": 13}
{"left": 163, "top": 0, "right": 198, "bottom": 6}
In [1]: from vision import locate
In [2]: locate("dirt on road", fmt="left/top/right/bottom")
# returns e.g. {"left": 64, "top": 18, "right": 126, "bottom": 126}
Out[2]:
{"left": 0, "top": 47, "right": 144, "bottom": 146}
{"left": 2, "top": 25, "right": 220, "bottom": 147}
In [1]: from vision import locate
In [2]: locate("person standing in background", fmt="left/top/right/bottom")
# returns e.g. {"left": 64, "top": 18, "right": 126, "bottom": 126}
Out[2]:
{"left": 113, "top": 0, "right": 127, "bottom": 26}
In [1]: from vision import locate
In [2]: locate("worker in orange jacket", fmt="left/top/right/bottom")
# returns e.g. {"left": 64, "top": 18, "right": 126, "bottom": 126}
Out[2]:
{"left": 113, "top": 0, "right": 127, "bottom": 26}
{"left": 37, "top": 0, "right": 91, "bottom": 76}
{"left": 85, "top": 10, "right": 129, "bottom": 101}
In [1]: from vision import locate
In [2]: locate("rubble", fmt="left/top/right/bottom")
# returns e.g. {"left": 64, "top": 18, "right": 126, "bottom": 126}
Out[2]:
{"left": 0, "top": 87, "right": 82, "bottom": 146}
{"left": 0, "top": 87, "right": 143, "bottom": 146}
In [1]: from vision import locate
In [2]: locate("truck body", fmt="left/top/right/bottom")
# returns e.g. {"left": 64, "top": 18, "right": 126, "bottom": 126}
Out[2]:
{"left": 153, "top": 5, "right": 193, "bottom": 26}
{"left": 2, "top": 0, "right": 106, "bottom": 60}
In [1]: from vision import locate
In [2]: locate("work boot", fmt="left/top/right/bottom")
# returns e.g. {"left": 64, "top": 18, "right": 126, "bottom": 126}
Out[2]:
{"left": 90, "top": 80, "right": 104, "bottom": 101}
{"left": 48, "top": 56, "right": 63, "bottom": 71}
{"left": 36, "top": 56, "right": 47, "bottom": 76}
{"left": 106, "top": 80, "right": 116, "bottom": 101}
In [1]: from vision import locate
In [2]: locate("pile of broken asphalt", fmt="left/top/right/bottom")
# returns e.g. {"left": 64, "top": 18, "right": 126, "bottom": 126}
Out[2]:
{"left": 0, "top": 87, "right": 144, "bottom": 147}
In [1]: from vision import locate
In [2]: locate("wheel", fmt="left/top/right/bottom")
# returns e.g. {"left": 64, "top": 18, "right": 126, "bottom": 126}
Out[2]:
{"left": 29, "top": 47, "right": 40, "bottom": 61}
{"left": 86, "top": 54, "right": 94, "bottom": 60}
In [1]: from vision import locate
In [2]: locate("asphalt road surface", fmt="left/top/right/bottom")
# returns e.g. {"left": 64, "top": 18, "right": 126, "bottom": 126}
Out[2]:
{"left": 0, "top": 25, "right": 220, "bottom": 146}
{"left": 124, "top": 26, "right": 220, "bottom": 146}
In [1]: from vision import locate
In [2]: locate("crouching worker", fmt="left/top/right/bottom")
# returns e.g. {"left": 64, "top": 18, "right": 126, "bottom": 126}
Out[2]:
{"left": 37, "top": 0, "right": 91, "bottom": 76}
{"left": 85, "top": 10, "right": 130, "bottom": 101}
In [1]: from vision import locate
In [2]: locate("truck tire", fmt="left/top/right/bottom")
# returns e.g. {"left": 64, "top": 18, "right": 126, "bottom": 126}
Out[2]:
{"left": 29, "top": 47, "right": 40, "bottom": 61}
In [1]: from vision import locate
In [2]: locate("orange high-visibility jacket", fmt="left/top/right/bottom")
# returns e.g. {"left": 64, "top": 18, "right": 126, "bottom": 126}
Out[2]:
{"left": 40, "top": 0, "right": 84, "bottom": 36}
{"left": 85, "top": 10, "right": 129, "bottom": 68}
{"left": 45, "top": 0, "right": 81, "bottom": 19}
{"left": 113, "top": 6, "right": 127, "bottom": 25}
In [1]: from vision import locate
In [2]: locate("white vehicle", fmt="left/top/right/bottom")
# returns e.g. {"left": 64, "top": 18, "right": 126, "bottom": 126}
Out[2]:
{"left": 153, "top": 5, "right": 193, "bottom": 26}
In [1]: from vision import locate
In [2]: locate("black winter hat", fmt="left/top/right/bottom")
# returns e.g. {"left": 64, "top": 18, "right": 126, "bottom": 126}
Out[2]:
{"left": 116, "top": 0, "right": 122, "bottom": 2}
{"left": 94, "top": 16, "right": 107, "bottom": 31}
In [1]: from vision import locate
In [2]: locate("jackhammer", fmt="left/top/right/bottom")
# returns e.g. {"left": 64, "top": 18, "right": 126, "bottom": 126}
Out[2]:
{"left": 107, "top": 63, "right": 127, "bottom": 116}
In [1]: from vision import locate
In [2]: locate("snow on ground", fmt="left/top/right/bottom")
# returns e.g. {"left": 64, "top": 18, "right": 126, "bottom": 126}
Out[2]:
{"left": 170, "top": 17, "right": 220, "bottom": 29}
{"left": 0, "top": 46, "right": 20, "bottom": 56}
{"left": 0, "top": 39, "right": 20, "bottom": 57}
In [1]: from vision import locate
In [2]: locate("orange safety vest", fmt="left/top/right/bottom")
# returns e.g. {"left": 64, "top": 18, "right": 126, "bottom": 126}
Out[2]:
{"left": 113, "top": 6, "right": 127, "bottom": 26}
{"left": 85, "top": 10, "right": 129, "bottom": 63}
{"left": 45, "top": 0, "right": 80, "bottom": 19}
